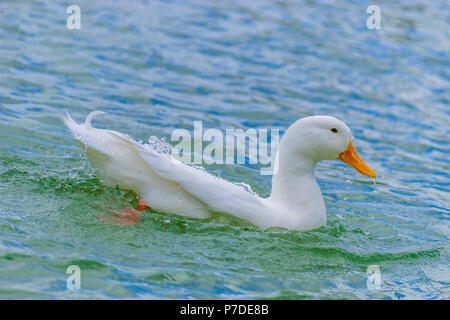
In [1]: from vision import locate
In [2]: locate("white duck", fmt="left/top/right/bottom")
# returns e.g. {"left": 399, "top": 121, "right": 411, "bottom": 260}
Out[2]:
{"left": 64, "top": 111, "right": 376, "bottom": 231}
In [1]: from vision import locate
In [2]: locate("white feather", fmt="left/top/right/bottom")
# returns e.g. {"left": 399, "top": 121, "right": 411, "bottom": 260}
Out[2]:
{"left": 64, "top": 111, "right": 373, "bottom": 230}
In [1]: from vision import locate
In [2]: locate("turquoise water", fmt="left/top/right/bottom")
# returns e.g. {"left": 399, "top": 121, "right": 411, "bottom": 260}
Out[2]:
{"left": 0, "top": 0, "right": 449, "bottom": 299}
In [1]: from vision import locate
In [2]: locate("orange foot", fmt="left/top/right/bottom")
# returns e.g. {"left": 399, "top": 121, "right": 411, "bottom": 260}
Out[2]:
{"left": 100, "top": 199, "right": 151, "bottom": 226}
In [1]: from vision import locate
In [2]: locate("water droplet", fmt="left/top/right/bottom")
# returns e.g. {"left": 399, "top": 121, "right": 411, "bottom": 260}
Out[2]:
{"left": 148, "top": 135, "right": 173, "bottom": 154}
{"left": 372, "top": 178, "right": 377, "bottom": 192}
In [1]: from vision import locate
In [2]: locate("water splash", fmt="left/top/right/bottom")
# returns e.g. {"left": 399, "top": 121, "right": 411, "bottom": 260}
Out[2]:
{"left": 235, "top": 181, "right": 258, "bottom": 196}
{"left": 147, "top": 135, "right": 173, "bottom": 154}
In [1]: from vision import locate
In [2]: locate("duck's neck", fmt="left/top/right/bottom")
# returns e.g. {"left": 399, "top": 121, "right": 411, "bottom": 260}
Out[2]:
{"left": 269, "top": 155, "right": 326, "bottom": 229}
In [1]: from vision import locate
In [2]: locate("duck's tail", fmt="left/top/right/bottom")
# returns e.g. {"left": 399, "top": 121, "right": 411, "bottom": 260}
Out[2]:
{"left": 63, "top": 111, "right": 145, "bottom": 189}
{"left": 63, "top": 110, "right": 106, "bottom": 146}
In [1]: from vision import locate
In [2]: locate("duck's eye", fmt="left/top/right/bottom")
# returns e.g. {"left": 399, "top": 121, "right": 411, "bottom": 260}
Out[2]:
{"left": 331, "top": 128, "right": 338, "bottom": 133}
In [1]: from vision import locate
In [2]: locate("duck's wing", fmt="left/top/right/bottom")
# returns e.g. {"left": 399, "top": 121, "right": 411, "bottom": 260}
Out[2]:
{"left": 135, "top": 143, "right": 272, "bottom": 227}
{"left": 64, "top": 112, "right": 212, "bottom": 218}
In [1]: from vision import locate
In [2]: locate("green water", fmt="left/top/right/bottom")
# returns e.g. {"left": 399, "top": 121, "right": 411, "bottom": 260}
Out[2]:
{"left": 0, "top": 0, "right": 449, "bottom": 299}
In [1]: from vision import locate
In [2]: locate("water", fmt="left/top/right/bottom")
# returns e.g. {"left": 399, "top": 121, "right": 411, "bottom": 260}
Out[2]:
{"left": 0, "top": 0, "right": 449, "bottom": 299}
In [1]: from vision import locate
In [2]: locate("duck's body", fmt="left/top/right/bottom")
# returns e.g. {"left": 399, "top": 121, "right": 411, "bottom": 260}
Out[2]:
{"left": 64, "top": 112, "right": 375, "bottom": 231}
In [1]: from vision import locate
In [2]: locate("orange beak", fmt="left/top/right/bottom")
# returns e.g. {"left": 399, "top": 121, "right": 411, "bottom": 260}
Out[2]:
{"left": 338, "top": 140, "right": 376, "bottom": 178}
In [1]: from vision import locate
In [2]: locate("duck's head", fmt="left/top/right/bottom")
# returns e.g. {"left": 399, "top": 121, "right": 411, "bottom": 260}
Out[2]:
{"left": 279, "top": 115, "right": 376, "bottom": 178}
